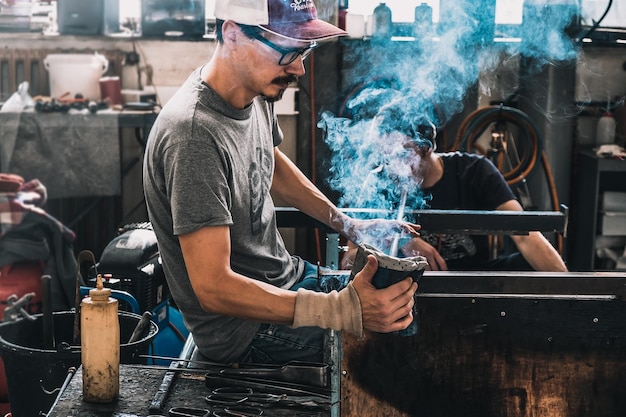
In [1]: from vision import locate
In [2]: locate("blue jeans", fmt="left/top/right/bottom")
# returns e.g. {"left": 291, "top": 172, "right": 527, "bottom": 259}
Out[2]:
{"left": 239, "top": 261, "right": 347, "bottom": 365}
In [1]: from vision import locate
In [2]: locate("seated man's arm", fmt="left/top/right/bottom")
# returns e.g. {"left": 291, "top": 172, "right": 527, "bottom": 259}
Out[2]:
{"left": 498, "top": 200, "right": 568, "bottom": 272}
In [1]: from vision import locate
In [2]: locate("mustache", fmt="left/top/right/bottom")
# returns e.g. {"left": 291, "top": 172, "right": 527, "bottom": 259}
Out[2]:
{"left": 272, "top": 75, "right": 298, "bottom": 85}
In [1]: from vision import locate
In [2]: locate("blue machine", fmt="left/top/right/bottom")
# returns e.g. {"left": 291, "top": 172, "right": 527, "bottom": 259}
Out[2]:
{"left": 86, "top": 223, "right": 189, "bottom": 364}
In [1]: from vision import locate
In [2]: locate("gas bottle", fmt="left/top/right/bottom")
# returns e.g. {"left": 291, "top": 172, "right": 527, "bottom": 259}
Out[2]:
{"left": 596, "top": 111, "right": 616, "bottom": 147}
{"left": 81, "top": 274, "right": 120, "bottom": 403}
{"left": 372, "top": 3, "right": 392, "bottom": 40}
{"left": 413, "top": 2, "right": 433, "bottom": 38}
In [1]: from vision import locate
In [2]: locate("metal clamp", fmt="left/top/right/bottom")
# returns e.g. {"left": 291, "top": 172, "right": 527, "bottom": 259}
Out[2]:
{"left": 4, "top": 292, "right": 37, "bottom": 322}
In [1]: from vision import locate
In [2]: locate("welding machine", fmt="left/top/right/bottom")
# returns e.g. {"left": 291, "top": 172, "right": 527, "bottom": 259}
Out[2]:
{"left": 88, "top": 222, "right": 188, "bottom": 363}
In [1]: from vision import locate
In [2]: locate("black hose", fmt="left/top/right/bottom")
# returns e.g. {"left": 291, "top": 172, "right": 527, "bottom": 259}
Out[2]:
{"left": 454, "top": 105, "right": 542, "bottom": 189}
{"left": 454, "top": 105, "right": 563, "bottom": 253}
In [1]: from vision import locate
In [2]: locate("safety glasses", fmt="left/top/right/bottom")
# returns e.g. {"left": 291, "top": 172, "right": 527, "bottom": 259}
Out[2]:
{"left": 238, "top": 25, "right": 318, "bottom": 66}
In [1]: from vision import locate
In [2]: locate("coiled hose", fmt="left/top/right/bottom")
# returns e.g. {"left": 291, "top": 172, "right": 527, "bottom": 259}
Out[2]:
{"left": 453, "top": 105, "right": 563, "bottom": 253}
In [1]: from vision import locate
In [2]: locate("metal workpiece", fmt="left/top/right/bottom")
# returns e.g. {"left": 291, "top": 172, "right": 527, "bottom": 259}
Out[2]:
{"left": 274, "top": 206, "right": 568, "bottom": 235}
{"left": 413, "top": 270, "right": 626, "bottom": 349}
{"left": 149, "top": 336, "right": 197, "bottom": 414}
{"left": 418, "top": 270, "right": 626, "bottom": 298}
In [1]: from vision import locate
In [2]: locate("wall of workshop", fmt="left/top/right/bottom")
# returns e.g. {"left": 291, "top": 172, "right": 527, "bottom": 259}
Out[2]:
{"left": 2, "top": 33, "right": 625, "bottom": 261}
{"left": 478, "top": 46, "right": 626, "bottom": 209}
{"left": 0, "top": 34, "right": 303, "bottom": 254}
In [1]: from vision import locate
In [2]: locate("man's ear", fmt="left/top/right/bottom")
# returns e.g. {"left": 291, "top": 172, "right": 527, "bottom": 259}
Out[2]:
{"left": 221, "top": 20, "right": 240, "bottom": 44}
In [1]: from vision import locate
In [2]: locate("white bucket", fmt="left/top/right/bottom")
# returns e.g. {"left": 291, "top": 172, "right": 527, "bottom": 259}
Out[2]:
{"left": 44, "top": 53, "right": 109, "bottom": 101}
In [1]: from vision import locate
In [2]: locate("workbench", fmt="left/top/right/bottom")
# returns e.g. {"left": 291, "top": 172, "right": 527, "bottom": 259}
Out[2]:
{"left": 341, "top": 270, "right": 626, "bottom": 417}
{"left": 48, "top": 365, "right": 334, "bottom": 417}
{"left": 569, "top": 146, "right": 626, "bottom": 271}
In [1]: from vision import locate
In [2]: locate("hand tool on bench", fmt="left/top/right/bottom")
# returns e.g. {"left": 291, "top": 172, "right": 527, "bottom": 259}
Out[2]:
{"left": 141, "top": 355, "right": 329, "bottom": 388}
{"left": 206, "top": 386, "right": 331, "bottom": 410}
{"left": 213, "top": 361, "right": 329, "bottom": 388}
{"left": 204, "top": 374, "right": 333, "bottom": 409}
{"left": 149, "top": 337, "right": 196, "bottom": 414}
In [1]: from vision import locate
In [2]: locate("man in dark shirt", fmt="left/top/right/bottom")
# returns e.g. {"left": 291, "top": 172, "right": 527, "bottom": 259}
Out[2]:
{"left": 409, "top": 150, "right": 567, "bottom": 271}
{"left": 342, "top": 129, "right": 567, "bottom": 272}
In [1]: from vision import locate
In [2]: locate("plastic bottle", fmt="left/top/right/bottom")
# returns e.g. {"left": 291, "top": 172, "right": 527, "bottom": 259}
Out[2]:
{"left": 81, "top": 274, "right": 120, "bottom": 403}
{"left": 596, "top": 111, "right": 616, "bottom": 147}
{"left": 413, "top": 2, "right": 433, "bottom": 38}
{"left": 372, "top": 3, "right": 392, "bottom": 40}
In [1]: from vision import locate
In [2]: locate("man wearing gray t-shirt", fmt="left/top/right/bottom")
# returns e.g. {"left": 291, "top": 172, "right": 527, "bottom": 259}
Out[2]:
{"left": 143, "top": 0, "right": 420, "bottom": 364}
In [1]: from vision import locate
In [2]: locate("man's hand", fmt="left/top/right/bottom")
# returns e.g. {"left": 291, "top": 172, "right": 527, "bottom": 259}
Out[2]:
{"left": 351, "top": 255, "right": 418, "bottom": 333}
{"left": 402, "top": 237, "right": 447, "bottom": 271}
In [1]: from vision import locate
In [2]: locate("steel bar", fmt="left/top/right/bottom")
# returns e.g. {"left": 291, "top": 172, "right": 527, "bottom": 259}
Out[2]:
{"left": 149, "top": 335, "right": 196, "bottom": 414}
{"left": 417, "top": 293, "right": 617, "bottom": 301}
{"left": 125, "top": 364, "right": 212, "bottom": 373}
{"left": 321, "top": 270, "right": 626, "bottom": 298}
{"left": 274, "top": 207, "right": 567, "bottom": 235}
{"left": 41, "top": 274, "right": 55, "bottom": 349}
{"left": 45, "top": 367, "right": 77, "bottom": 417}
{"left": 418, "top": 271, "right": 626, "bottom": 298}
{"left": 140, "top": 354, "right": 230, "bottom": 367}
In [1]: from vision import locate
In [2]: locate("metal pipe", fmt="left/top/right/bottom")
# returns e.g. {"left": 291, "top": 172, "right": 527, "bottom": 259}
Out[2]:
{"left": 140, "top": 354, "right": 228, "bottom": 367}
{"left": 44, "top": 367, "right": 76, "bottom": 417}
{"left": 417, "top": 293, "right": 617, "bottom": 301}
{"left": 41, "top": 275, "right": 55, "bottom": 349}
{"left": 148, "top": 336, "right": 196, "bottom": 414}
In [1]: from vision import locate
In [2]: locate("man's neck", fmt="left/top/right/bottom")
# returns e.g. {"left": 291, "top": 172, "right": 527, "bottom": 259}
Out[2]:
{"left": 201, "top": 55, "right": 254, "bottom": 110}
{"left": 420, "top": 153, "right": 444, "bottom": 189}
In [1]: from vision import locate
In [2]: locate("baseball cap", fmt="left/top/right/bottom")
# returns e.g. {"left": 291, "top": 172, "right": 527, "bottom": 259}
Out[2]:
{"left": 214, "top": 0, "right": 347, "bottom": 41}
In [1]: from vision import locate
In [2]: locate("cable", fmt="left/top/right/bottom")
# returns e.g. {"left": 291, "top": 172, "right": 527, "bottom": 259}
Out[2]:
{"left": 575, "top": 0, "right": 613, "bottom": 43}
{"left": 454, "top": 105, "right": 563, "bottom": 254}
{"left": 454, "top": 105, "right": 541, "bottom": 189}
{"left": 308, "top": 51, "right": 323, "bottom": 263}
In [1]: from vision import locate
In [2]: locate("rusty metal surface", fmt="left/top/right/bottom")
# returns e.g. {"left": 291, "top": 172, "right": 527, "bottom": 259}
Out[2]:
{"left": 341, "top": 270, "right": 626, "bottom": 417}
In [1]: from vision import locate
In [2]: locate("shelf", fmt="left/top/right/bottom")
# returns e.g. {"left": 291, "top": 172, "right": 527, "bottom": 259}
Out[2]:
{"left": 570, "top": 146, "right": 626, "bottom": 271}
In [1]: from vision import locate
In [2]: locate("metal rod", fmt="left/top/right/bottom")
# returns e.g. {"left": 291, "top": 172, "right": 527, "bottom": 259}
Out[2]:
{"left": 74, "top": 250, "right": 97, "bottom": 345}
{"left": 124, "top": 364, "right": 211, "bottom": 373}
{"left": 416, "top": 293, "right": 617, "bottom": 301}
{"left": 390, "top": 188, "right": 407, "bottom": 257}
{"left": 45, "top": 367, "right": 76, "bottom": 416}
{"left": 140, "top": 354, "right": 230, "bottom": 367}
{"left": 128, "top": 311, "right": 152, "bottom": 344}
{"left": 274, "top": 207, "right": 567, "bottom": 235}
{"left": 41, "top": 275, "right": 55, "bottom": 349}
{"left": 149, "top": 336, "right": 196, "bottom": 414}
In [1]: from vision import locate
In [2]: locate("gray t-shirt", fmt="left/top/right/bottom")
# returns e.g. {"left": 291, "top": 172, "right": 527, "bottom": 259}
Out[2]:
{"left": 143, "top": 67, "right": 303, "bottom": 362}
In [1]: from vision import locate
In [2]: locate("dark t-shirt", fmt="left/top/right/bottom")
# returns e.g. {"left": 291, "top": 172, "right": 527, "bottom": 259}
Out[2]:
{"left": 418, "top": 152, "right": 532, "bottom": 270}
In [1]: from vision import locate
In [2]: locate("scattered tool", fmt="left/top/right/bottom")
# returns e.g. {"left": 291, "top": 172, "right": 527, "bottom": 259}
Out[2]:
{"left": 149, "top": 337, "right": 196, "bottom": 414}
{"left": 168, "top": 407, "right": 211, "bottom": 417}
{"left": 206, "top": 386, "right": 330, "bottom": 410}
{"left": 215, "top": 361, "right": 328, "bottom": 388}
{"left": 149, "top": 361, "right": 187, "bottom": 415}
{"left": 73, "top": 250, "right": 96, "bottom": 344}
{"left": 140, "top": 355, "right": 329, "bottom": 388}
{"left": 45, "top": 367, "right": 77, "bottom": 417}
{"left": 3, "top": 292, "right": 36, "bottom": 322}
{"left": 128, "top": 311, "right": 152, "bottom": 343}
{"left": 204, "top": 375, "right": 332, "bottom": 408}
{"left": 41, "top": 274, "right": 55, "bottom": 349}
